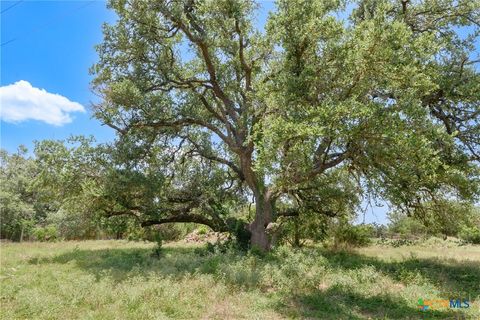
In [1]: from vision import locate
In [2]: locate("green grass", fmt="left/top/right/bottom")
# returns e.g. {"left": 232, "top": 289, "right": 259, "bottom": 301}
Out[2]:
{"left": 1, "top": 240, "right": 479, "bottom": 319}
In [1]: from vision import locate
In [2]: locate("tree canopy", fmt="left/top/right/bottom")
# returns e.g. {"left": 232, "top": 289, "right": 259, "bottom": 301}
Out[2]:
{"left": 33, "top": 0, "right": 480, "bottom": 250}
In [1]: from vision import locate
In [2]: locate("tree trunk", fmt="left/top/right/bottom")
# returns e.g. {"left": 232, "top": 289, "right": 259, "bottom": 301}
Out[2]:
{"left": 293, "top": 217, "right": 300, "bottom": 248}
{"left": 249, "top": 190, "right": 274, "bottom": 251}
{"left": 238, "top": 151, "right": 275, "bottom": 251}
{"left": 20, "top": 225, "right": 25, "bottom": 243}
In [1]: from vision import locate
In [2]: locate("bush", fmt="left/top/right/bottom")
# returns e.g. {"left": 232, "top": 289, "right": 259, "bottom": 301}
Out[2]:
{"left": 33, "top": 225, "right": 58, "bottom": 242}
{"left": 371, "top": 222, "right": 388, "bottom": 238}
{"left": 226, "top": 218, "right": 251, "bottom": 251}
{"left": 331, "top": 222, "right": 373, "bottom": 248}
{"left": 196, "top": 225, "right": 209, "bottom": 235}
{"left": 391, "top": 239, "right": 415, "bottom": 247}
{"left": 459, "top": 226, "right": 480, "bottom": 244}
{"left": 375, "top": 238, "right": 419, "bottom": 247}
{"left": 150, "top": 232, "right": 163, "bottom": 258}
{"left": 387, "top": 212, "right": 428, "bottom": 238}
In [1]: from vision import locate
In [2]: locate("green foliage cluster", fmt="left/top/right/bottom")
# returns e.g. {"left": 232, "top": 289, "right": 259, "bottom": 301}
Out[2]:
{"left": 330, "top": 219, "right": 374, "bottom": 248}
{"left": 32, "top": 225, "right": 59, "bottom": 242}
{"left": 1, "top": 147, "right": 42, "bottom": 241}
{"left": 275, "top": 214, "right": 329, "bottom": 247}
{"left": 387, "top": 202, "right": 480, "bottom": 241}
{"left": 387, "top": 211, "right": 428, "bottom": 238}
{"left": 459, "top": 226, "right": 480, "bottom": 244}
{"left": 1, "top": 146, "right": 147, "bottom": 242}
{"left": 458, "top": 207, "right": 480, "bottom": 244}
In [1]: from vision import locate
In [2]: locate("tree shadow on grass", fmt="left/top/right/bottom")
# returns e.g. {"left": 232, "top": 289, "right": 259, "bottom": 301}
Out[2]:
{"left": 28, "top": 245, "right": 207, "bottom": 281}
{"left": 319, "top": 249, "right": 480, "bottom": 298}
{"left": 278, "top": 249, "right": 479, "bottom": 319}
{"left": 276, "top": 286, "right": 468, "bottom": 320}
{"left": 28, "top": 245, "right": 479, "bottom": 319}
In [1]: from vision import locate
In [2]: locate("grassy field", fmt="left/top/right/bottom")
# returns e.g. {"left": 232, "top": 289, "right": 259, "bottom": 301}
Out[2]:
{"left": 1, "top": 240, "right": 479, "bottom": 319}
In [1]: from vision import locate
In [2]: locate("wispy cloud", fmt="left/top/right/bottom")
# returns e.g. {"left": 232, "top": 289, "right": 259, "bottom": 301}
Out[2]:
{"left": 0, "top": 80, "right": 85, "bottom": 126}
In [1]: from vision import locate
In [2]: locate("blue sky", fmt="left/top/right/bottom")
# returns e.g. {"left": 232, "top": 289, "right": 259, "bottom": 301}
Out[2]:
{"left": 1, "top": 0, "right": 116, "bottom": 152}
{"left": 0, "top": 0, "right": 388, "bottom": 224}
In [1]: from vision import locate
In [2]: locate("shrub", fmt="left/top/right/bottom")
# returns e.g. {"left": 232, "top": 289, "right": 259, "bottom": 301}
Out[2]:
{"left": 196, "top": 225, "right": 209, "bottom": 235}
{"left": 391, "top": 239, "right": 415, "bottom": 247}
{"left": 387, "top": 211, "right": 428, "bottom": 238}
{"left": 459, "top": 226, "right": 480, "bottom": 244}
{"left": 375, "top": 238, "right": 418, "bottom": 247}
{"left": 32, "top": 225, "right": 58, "bottom": 242}
{"left": 226, "top": 219, "right": 251, "bottom": 251}
{"left": 332, "top": 222, "right": 373, "bottom": 248}
{"left": 371, "top": 222, "right": 388, "bottom": 238}
{"left": 151, "top": 233, "right": 163, "bottom": 258}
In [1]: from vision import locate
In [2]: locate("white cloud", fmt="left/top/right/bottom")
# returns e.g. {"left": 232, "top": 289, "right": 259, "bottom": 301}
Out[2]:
{"left": 0, "top": 80, "right": 85, "bottom": 126}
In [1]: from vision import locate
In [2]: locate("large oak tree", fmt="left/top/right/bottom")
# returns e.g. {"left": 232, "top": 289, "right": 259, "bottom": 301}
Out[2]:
{"left": 42, "top": 0, "right": 479, "bottom": 250}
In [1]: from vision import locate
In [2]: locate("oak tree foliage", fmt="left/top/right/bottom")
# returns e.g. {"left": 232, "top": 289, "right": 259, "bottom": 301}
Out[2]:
{"left": 36, "top": 0, "right": 479, "bottom": 250}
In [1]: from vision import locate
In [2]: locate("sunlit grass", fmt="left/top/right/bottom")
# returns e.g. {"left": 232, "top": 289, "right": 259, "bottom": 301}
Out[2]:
{"left": 1, "top": 240, "right": 479, "bottom": 319}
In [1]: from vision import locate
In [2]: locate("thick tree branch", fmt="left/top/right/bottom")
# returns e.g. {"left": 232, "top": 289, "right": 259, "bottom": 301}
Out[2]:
{"left": 131, "top": 117, "right": 234, "bottom": 147}
{"left": 182, "top": 136, "right": 244, "bottom": 180}
{"left": 141, "top": 213, "right": 227, "bottom": 231}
